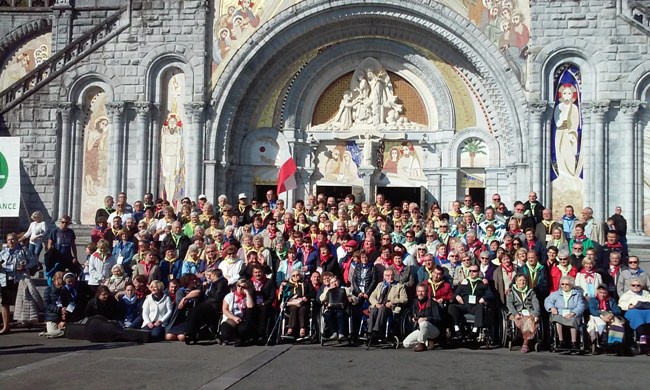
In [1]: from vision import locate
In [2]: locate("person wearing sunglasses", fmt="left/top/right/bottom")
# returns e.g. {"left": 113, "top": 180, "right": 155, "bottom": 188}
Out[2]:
{"left": 618, "top": 256, "right": 650, "bottom": 297}
{"left": 220, "top": 279, "right": 254, "bottom": 346}
{"left": 47, "top": 216, "right": 81, "bottom": 275}
{"left": 586, "top": 283, "right": 623, "bottom": 352}
{"left": 618, "top": 276, "right": 650, "bottom": 333}
{"left": 448, "top": 265, "right": 494, "bottom": 339}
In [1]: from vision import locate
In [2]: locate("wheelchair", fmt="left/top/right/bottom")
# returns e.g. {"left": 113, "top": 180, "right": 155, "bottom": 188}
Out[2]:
{"left": 450, "top": 303, "right": 499, "bottom": 349}
{"left": 548, "top": 315, "right": 587, "bottom": 354}
{"left": 502, "top": 308, "right": 543, "bottom": 352}
{"left": 627, "top": 323, "right": 650, "bottom": 355}
{"left": 276, "top": 300, "right": 318, "bottom": 344}
{"left": 319, "top": 305, "right": 353, "bottom": 347}
{"left": 357, "top": 301, "right": 410, "bottom": 350}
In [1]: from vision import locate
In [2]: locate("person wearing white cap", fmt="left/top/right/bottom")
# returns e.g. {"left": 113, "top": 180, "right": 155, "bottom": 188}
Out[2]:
{"left": 197, "top": 194, "right": 208, "bottom": 212}
{"left": 236, "top": 193, "right": 255, "bottom": 225}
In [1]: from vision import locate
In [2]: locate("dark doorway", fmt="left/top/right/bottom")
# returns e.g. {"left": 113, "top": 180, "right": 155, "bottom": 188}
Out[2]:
{"left": 468, "top": 188, "right": 486, "bottom": 209}
{"left": 255, "top": 185, "right": 276, "bottom": 202}
{"left": 378, "top": 187, "right": 422, "bottom": 208}
{"left": 316, "top": 186, "right": 352, "bottom": 203}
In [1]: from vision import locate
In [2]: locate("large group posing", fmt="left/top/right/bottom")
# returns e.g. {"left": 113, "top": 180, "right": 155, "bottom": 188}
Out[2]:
{"left": 1, "top": 189, "right": 649, "bottom": 354}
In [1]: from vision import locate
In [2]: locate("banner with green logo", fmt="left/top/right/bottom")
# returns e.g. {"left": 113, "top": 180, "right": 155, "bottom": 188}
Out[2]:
{"left": 0, "top": 137, "right": 20, "bottom": 217}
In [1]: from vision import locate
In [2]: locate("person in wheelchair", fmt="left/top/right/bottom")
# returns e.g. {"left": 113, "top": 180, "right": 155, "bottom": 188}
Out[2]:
{"left": 448, "top": 265, "right": 494, "bottom": 339}
{"left": 544, "top": 275, "right": 585, "bottom": 352}
{"left": 279, "top": 271, "right": 316, "bottom": 340}
{"left": 403, "top": 282, "right": 442, "bottom": 352}
{"left": 320, "top": 275, "right": 354, "bottom": 340}
{"left": 368, "top": 268, "right": 407, "bottom": 342}
{"left": 587, "top": 284, "right": 623, "bottom": 349}
{"left": 618, "top": 276, "right": 650, "bottom": 333}
{"left": 506, "top": 273, "right": 540, "bottom": 353}
{"left": 184, "top": 267, "right": 229, "bottom": 344}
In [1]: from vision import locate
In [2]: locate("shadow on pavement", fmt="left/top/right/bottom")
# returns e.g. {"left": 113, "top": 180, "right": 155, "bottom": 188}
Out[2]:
{"left": 0, "top": 342, "right": 132, "bottom": 356}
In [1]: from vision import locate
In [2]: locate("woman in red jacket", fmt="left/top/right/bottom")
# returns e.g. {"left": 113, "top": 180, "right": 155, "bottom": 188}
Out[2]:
{"left": 550, "top": 251, "right": 578, "bottom": 292}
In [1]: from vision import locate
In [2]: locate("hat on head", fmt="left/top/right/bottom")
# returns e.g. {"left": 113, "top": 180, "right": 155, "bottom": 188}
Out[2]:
{"left": 345, "top": 240, "right": 358, "bottom": 249}
{"left": 238, "top": 193, "right": 247, "bottom": 200}
{"left": 198, "top": 194, "right": 207, "bottom": 200}
{"left": 597, "top": 283, "right": 608, "bottom": 290}
{"left": 225, "top": 245, "right": 237, "bottom": 255}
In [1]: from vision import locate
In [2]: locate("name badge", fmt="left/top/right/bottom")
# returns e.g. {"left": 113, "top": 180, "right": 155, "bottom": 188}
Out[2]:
{"left": 521, "top": 309, "right": 530, "bottom": 316}
{"left": 468, "top": 295, "right": 477, "bottom": 304}
{"left": 545, "top": 234, "right": 552, "bottom": 242}
{"left": 113, "top": 240, "right": 118, "bottom": 248}
{"left": 256, "top": 296, "right": 263, "bottom": 305}
{"left": 317, "top": 267, "right": 323, "bottom": 274}
{"left": 66, "top": 302, "right": 76, "bottom": 312}
{"left": 4, "top": 262, "right": 14, "bottom": 272}
{"left": 561, "top": 309, "right": 570, "bottom": 316}
{"left": 117, "top": 255, "right": 125, "bottom": 264}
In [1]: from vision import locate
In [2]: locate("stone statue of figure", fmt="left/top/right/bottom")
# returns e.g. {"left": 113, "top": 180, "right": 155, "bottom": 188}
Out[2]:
{"left": 367, "top": 69, "right": 388, "bottom": 125}
{"left": 160, "top": 114, "right": 184, "bottom": 200}
{"left": 553, "top": 84, "right": 581, "bottom": 177}
{"left": 333, "top": 91, "right": 355, "bottom": 130}
{"left": 354, "top": 74, "right": 371, "bottom": 124}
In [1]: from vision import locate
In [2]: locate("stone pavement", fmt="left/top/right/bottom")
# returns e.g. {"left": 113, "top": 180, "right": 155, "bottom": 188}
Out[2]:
{"left": 1, "top": 327, "right": 649, "bottom": 390}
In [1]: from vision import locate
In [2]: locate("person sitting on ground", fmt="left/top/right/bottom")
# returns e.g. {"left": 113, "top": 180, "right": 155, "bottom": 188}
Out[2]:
{"left": 105, "top": 264, "right": 130, "bottom": 294}
{"left": 506, "top": 273, "right": 540, "bottom": 353}
{"left": 368, "top": 268, "right": 407, "bottom": 342}
{"left": 587, "top": 284, "right": 623, "bottom": 347}
{"left": 618, "top": 256, "right": 650, "bottom": 297}
{"left": 184, "top": 267, "right": 229, "bottom": 344}
{"left": 575, "top": 257, "right": 602, "bottom": 299}
{"left": 618, "top": 276, "right": 650, "bottom": 332}
{"left": 60, "top": 272, "right": 94, "bottom": 324}
{"left": 221, "top": 279, "right": 255, "bottom": 346}
{"left": 41, "top": 271, "right": 66, "bottom": 338}
{"left": 141, "top": 280, "right": 173, "bottom": 341}
{"left": 85, "top": 285, "right": 120, "bottom": 321}
{"left": 280, "top": 270, "right": 316, "bottom": 340}
{"left": 544, "top": 275, "right": 585, "bottom": 351}
{"left": 404, "top": 282, "right": 442, "bottom": 352}
{"left": 320, "top": 275, "right": 353, "bottom": 341}
{"left": 166, "top": 274, "right": 200, "bottom": 342}
{"left": 117, "top": 282, "right": 143, "bottom": 328}
{"left": 448, "top": 264, "right": 494, "bottom": 339}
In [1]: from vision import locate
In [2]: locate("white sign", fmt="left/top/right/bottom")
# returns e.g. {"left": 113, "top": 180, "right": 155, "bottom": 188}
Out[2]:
{"left": 0, "top": 137, "right": 20, "bottom": 217}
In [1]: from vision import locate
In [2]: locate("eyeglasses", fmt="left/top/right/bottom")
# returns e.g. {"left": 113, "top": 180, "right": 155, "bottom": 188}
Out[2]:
{"left": 560, "top": 283, "right": 570, "bottom": 286}
{"left": 493, "top": 198, "right": 501, "bottom": 201}
{"left": 631, "top": 284, "right": 642, "bottom": 287}
{"left": 469, "top": 270, "right": 479, "bottom": 273}
{"left": 263, "top": 205, "right": 270, "bottom": 208}
{"left": 418, "top": 248, "right": 426, "bottom": 251}
{"left": 480, "top": 257, "right": 489, "bottom": 260}
{"left": 61, "top": 221, "right": 71, "bottom": 225}
{"left": 629, "top": 261, "right": 639, "bottom": 264}
{"left": 291, "top": 274, "right": 301, "bottom": 278}
{"left": 236, "top": 285, "right": 246, "bottom": 288}
{"left": 406, "top": 235, "right": 413, "bottom": 238}
{"left": 558, "top": 257, "right": 569, "bottom": 261}
{"left": 462, "top": 259, "right": 471, "bottom": 262}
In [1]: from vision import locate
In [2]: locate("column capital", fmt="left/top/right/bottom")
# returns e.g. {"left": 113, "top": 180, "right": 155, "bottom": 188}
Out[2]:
{"left": 106, "top": 101, "right": 126, "bottom": 117}
{"left": 56, "top": 102, "right": 74, "bottom": 118}
{"left": 184, "top": 102, "right": 205, "bottom": 122}
{"left": 527, "top": 100, "right": 549, "bottom": 117}
{"left": 619, "top": 100, "right": 642, "bottom": 118}
{"left": 134, "top": 102, "right": 150, "bottom": 118}
{"left": 584, "top": 100, "right": 610, "bottom": 121}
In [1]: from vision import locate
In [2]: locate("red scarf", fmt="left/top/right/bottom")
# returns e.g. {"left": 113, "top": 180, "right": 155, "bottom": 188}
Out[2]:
{"left": 608, "top": 265, "right": 620, "bottom": 277}
{"left": 393, "top": 262, "right": 404, "bottom": 274}
{"left": 320, "top": 254, "right": 331, "bottom": 267}
{"left": 505, "top": 242, "right": 513, "bottom": 251}
{"left": 527, "top": 240, "right": 535, "bottom": 250}
{"left": 581, "top": 269, "right": 596, "bottom": 284}
{"left": 416, "top": 299, "right": 429, "bottom": 313}
{"left": 143, "top": 262, "right": 153, "bottom": 277}
{"left": 252, "top": 276, "right": 266, "bottom": 291}
{"left": 234, "top": 290, "right": 246, "bottom": 311}
{"left": 597, "top": 296, "right": 608, "bottom": 311}
{"left": 574, "top": 235, "right": 587, "bottom": 242}
{"left": 268, "top": 228, "right": 277, "bottom": 240}
{"left": 501, "top": 263, "right": 514, "bottom": 280}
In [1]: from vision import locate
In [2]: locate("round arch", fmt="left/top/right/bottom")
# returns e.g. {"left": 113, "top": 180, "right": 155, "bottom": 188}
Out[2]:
{"left": 139, "top": 45, "right": 201, "bottom": 103}
{"left": 208, "top": 0, "right": 527, "bottom": 167}
{"left": 447, "top": 127, "right": 503, "bottom": 168}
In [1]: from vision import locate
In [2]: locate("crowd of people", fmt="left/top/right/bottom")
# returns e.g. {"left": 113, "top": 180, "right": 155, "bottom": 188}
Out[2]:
{"left": 0, "top": 189, "right": 649, "bottom": 354}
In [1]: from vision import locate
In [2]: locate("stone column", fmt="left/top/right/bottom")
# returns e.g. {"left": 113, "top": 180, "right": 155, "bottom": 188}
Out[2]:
{"left": 106, "top": 102, "right": 125, "bottom": 197}
{"left": 56, "top": 102, "right": 73, "bottom": 219}
{"left": 528, "top": 101, "right": 548, "bottom": 198}
{"left": 424, "top": 170, "right": 442, "bottom": 207}
{"left": 134, "top": 102, "right": 150, "bottom": 202}
{"left": 585, "top": 101, "right": 609, "bottom": 220}
{"left": 618, "top": 100, "right": 641, "bottom": 231}
{"left": 184, "top": 102, "right": 204, "bottom": 201}
{"left": 149, "top": 104, "right": 161, "bottom": 197}
{"left": 70, "top": 106, "right": 84, "bottom": 224}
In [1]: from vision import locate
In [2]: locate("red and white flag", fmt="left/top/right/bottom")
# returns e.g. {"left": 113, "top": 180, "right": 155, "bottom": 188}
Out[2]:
{"left": 276, "top": 146, "right": 297, "bottom": 195}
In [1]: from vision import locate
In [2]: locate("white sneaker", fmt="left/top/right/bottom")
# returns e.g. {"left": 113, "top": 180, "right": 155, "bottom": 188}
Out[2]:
{"left": 329, "top": 332, "right": 338, "bottom": 340}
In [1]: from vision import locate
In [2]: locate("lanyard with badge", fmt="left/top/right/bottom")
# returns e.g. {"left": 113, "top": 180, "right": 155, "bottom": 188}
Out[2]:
{"left": 468, "top": 280, "right": 479, "bottom": 304}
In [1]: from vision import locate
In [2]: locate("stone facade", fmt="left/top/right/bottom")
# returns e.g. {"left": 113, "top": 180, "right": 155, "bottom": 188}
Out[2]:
{"left": 0, "top": 0, "right": 649, "bottom": 237}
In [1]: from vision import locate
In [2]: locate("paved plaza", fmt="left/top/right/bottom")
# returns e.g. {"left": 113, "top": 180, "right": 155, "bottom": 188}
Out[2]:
{"left": 1, "top": 327, "right": 649, "bottom": 390}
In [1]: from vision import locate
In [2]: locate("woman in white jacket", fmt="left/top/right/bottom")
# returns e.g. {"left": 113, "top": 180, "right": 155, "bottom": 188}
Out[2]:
{"left": 21, "top": 211, "right": 48, "bottom": 261}
{"left": 141, "top": 280, "right": 173, "bottom": 341}
{"left": 87, "top": 239, "right": 116, "bottom": 291}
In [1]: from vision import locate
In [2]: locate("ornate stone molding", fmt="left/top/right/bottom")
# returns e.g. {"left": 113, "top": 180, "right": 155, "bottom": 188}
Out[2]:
{"left": 56, "top": 102, "right": 73, "bottom": 119}
{"left": 134, "top": 102, "right": 150, "bottom": 119}
{"left": 106, "top": 101, "right": 125, "bottom": 117}
{"left": 0, "top": 18, "right": 52, "bottom": 58}
{"left": 584, "top": 100, "right": 610, "bottom": 121}
{"left": 619, "top": 100, "right": 642, "bottom": 120}
{"left": 527, "top": 100, "right": 549, "bottom": 118}
{"left": 184, "top": 102, "right": 205, "bottom": 123}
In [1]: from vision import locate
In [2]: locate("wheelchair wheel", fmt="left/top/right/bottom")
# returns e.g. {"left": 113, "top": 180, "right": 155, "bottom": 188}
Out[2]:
{"left": 392, "top": 335, "right": 400, "bottom": 349}
{"left": 508, "top": 339, "right": 514, "bottom": 351}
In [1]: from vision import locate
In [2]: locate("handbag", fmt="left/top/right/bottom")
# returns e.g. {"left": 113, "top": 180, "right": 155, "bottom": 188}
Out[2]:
{"left": 607, "top": 318, "right": 625, "bottom": 344}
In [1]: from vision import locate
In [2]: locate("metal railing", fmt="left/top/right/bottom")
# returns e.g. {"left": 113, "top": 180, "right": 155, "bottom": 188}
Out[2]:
{"left": 0, "top": 3, "right": 131, "bottom": 115}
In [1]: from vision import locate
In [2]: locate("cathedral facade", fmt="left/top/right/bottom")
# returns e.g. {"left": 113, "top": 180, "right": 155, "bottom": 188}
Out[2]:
{"left": 1, "top": 0, "right": 650, "bottom": 237}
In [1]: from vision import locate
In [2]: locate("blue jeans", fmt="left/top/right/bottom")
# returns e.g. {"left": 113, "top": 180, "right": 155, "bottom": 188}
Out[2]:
{"left": 29, "top": 242, "right": 43, "bottom": 260}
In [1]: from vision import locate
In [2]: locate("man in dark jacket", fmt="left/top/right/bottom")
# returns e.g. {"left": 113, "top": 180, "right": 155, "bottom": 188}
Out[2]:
{"left": 448, "top": 265, "right": 494, "bottom": 338}
{"left": 403, "top": 282, "right": 442, "bottom": 351}
{"left": 184, "top": 268, "right": 230, "bottom": 344}
{"left": 161, "top": 221, "right": 191, "bottom": 260}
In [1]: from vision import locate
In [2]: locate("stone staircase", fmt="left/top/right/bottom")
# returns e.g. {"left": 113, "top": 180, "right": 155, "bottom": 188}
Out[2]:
{"left": 0, "top": 1, "right": 132, "bottom": 115}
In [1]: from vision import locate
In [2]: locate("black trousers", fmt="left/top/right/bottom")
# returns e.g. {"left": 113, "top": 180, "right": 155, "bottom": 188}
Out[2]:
{"left": 448, "top": 303, "right": 485, "bottom": 328}
{"left": 251, "top": 304, "right": 272, "bottom": 339}
{"left": 185, "top": 302, "right": 221, "bottom": 338}
{"left": 287, "top": 304, "right": 309, "bottom": 332}
{"left": 220, "top": 309, "right": 253, "bottom": 342}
